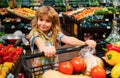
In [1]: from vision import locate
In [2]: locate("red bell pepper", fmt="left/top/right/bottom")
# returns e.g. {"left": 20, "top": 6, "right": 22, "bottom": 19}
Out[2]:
{"left": 107, "top": 44, "right": 120, "bottom": 52}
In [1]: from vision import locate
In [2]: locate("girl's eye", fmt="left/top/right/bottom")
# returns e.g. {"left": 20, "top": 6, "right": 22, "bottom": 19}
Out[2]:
{"left": 39, "top": 19, "right": 43, "bottom": 21}
{"left": 46, "top": 20, "right": 50, "bottom": 22}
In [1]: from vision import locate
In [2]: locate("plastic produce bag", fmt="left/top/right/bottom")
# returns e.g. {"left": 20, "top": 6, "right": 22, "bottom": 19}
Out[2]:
{"left": 79, "top": 46, "right": 104, "bottom": 76}
{"left": 105, "top": 26, "right": 120, "bottom": 43}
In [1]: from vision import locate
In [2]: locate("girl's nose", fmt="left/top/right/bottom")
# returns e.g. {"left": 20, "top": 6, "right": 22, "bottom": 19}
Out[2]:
{"left": 41, "top": 21, "right": 46, "bottom": 25}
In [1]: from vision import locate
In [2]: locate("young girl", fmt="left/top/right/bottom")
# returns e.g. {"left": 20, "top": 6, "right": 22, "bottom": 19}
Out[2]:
{"left": 29, "top": 6, "right": 96, "bottom": 68}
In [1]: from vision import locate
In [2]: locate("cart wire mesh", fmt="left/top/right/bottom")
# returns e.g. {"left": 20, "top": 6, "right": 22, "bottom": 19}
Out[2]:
{"left": 22, "top": 40, "right": 112, "bottom": 78}
{"left": 22, "top": 45, "right": 87, "bottom": 78}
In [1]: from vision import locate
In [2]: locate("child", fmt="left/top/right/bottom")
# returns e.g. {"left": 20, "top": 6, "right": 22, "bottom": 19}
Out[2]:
{"left": 29, "top": 6, "right": 96, "bottom": 68}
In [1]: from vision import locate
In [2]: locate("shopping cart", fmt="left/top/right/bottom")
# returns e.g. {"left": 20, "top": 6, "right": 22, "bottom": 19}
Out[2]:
{"left": 22, "top": 45, "right": 87, "bottom": 78}
{"left": 22, "top": 40, "right": 111, "bottom": 78}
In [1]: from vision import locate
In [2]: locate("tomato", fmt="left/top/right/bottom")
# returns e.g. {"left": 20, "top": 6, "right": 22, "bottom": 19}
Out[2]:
{"left": 15, "top": 47, "right": 22, "bottom": 55}
{"left": 71, "top": 57, "right": 86, "bottom": 73}
{"left": 91, "top": 66, "right": 106, "bottom": 78}
{"left": 7, "top": 45, "right": 15, "bottom": 52}
{"left": 58, "top": 61, "right": 73, "bottom": 75}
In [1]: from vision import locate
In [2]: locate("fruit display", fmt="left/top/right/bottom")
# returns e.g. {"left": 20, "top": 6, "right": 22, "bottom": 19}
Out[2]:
{"left": 63, "top": 7, "right": 101, "bottom": 20}
{"left": 63, "top": 7, "right": 116, "bottom": 20}
{"left": 7, "top": 7, "right": 36, "bottom": 20}
{"left": 73, "top": 7, "right": 101, "bottom": 20}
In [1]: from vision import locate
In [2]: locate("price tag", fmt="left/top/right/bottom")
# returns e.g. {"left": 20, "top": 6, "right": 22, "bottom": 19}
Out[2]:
{"left": 16, "top": 19, "right": 21, "bottom": 22}
{"left": 107, "top": 26, "right": 111, "bottom": 29}
{"left": 74, "top": 24, "right": 78, "bottom": 35}
{"left": 11, "top": 25, "right": 15, "bottom": 29}
{"left": 6, "top": 73, "right": 14, "bottom": 78}
{"left": 119, "top": 15, "right": 120, "bottom": 18}
{"left": 34, "top": 6, "right": 39, "bottom": 10}
{"left": 105, "top": 19, "right": 109, "bottom": 21}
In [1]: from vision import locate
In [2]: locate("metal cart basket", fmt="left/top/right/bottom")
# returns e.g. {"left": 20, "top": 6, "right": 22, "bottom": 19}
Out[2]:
{"left": 22, "top": 41, "right": 112, "bottom": 78}
{"left": 22, "top": 45, "right": 87, "bottom": 78}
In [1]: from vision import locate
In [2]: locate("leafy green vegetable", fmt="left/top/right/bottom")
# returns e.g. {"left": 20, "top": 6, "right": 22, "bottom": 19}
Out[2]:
{"left": 94, "top": 7, "right": 115, "bottom": 15}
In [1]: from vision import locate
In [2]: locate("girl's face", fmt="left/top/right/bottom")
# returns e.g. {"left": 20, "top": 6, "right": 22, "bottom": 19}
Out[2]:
{"left": 37, "top": 15, "right": 52, "bottom": 33}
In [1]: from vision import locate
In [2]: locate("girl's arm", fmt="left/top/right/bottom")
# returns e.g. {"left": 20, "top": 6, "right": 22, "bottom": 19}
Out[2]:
{"left": 30, "top": 37, "right": 56, "bottom": 57}
{"left": 61, "top": 35, "right": 96, "bottom": 48}
{"left": 32, "top": 37, "right": 45, "bottom": 51}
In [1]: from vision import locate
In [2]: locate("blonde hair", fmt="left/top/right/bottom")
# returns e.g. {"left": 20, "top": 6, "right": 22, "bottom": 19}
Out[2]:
{"left": 31, "top": 6, "right": 62, "bottom": 45}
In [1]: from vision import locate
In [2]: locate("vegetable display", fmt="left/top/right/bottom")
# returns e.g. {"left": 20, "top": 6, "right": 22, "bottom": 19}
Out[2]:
{"left": 7, "top": 7, "right": 36, "bottom": 20}
{"left": 94, "top": 7, "right": 115, "bottom": 15}
{"left": 0, "top": 62, "right": 14, "bottom": 78}
{"left": 0, "top": 43, "right": 22, "bottom": 77}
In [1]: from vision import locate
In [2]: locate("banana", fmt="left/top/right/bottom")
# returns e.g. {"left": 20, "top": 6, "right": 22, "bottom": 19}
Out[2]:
{"left": 111, "top": 63, "right": 120, "bottom": 78}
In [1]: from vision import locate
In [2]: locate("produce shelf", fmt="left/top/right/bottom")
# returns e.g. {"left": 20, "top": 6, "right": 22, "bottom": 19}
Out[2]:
{"left": 7, "top": 7, "right": 34, "bottom": 20}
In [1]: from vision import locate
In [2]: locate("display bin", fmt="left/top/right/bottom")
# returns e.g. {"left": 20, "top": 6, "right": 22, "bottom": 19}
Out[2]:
{"left": 62, "top": 14, "right": 84, "bottom": 38}
{"left": 78, "top": 27, "right": 112, "bottom": 41}
{"left": 62, "top": 14, "right": 74, "bottom": 35}
{"left": 62, "top": 14, "right": 112, "bottom": 41}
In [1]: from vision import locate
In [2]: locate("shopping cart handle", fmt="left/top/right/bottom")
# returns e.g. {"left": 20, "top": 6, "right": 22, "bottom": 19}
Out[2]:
{"left": 56, "top": 45, "right": 87, "bottom": 54}
{"left": 23, "top": 45, "right": 87, "bottom": 60}
{"left": 96, "top": 40, "right": 110, "bottom": 46}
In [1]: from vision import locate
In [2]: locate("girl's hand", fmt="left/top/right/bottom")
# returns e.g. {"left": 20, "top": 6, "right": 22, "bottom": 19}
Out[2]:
{"left": 85, "top": 40, "right": 96, "bottom": 48}
{"left": 40, "top": 46, "right": 56, "bottom": 57}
